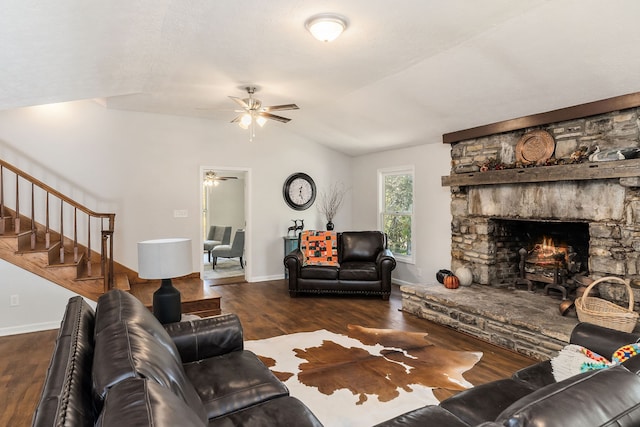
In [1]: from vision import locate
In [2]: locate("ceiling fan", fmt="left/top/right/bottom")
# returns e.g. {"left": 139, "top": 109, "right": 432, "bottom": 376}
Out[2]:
{"left": 229, "top": 87, "right": 299, "bottom": 141}
{"left": 204, "top": 171, "right": 237, "bottom": 186}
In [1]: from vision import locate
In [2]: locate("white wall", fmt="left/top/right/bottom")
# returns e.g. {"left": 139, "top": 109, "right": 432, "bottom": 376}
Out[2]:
{"left": 351, "top": 143, "right": 452, "bottom": 286}
{"left": 0, "top": 100, "right": 352, "bottom": 331}
{"left": 205, "top": 177, "right": 246, "bottom": 237}
{"left": 0, "top": 258, "right": 96, "bottom": 335}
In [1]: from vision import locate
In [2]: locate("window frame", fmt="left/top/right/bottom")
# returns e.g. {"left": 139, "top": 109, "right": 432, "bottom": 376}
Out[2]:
{"left": 377, "top": 165, "right": 415, "bottom": 264}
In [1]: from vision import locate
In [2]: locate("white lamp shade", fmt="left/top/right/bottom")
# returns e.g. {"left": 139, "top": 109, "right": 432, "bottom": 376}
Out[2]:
{"left": 138, "top": 238, "right": 192, "bottom": 279}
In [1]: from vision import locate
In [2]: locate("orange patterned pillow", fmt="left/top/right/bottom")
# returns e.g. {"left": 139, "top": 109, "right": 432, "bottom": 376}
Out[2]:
{"left": 300, "top": 230, "right": 339, "bottom": 267}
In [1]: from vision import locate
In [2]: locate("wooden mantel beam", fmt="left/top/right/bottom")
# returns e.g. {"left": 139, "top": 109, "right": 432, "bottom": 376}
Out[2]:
{"left": 442, "top": 92, "right": 640, "bottom": 144}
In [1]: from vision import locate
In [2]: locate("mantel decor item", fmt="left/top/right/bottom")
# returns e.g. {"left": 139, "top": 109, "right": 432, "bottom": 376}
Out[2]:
{"left": 138, "top": 238, "right": 192, "bottom": 324}
{"left": 515, "top": 130, "right": 555, "bottom": 165}
{"left": 318, "top": 182, "right": 347, "bottom": 231}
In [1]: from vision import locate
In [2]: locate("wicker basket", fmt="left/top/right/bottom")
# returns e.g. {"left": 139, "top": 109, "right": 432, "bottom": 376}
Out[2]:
{"left": 575, "top": 276, "right": 639, "bottom": 333}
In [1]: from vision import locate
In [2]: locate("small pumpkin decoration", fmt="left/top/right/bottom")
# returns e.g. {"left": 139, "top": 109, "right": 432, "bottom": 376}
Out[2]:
{"left": 454, "top": 267, "right": 473, "bottom": 287}
{"left": 436, "top": 269, "right": 453, "bottom": 284}
{"left": 443, "top": 274, "right": 460, "bottom": 289}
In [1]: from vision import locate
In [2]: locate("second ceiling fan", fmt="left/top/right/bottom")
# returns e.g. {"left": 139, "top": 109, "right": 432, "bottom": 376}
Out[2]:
{"left": 204, "top": 171, "right": 237, "bottom": 186}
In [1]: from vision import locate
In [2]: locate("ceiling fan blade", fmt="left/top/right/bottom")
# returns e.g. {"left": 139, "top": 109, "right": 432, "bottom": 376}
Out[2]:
{"left": 219, "top": 176, "right": 238, "bottom": 180}
{"left": 229, "top": 96, "right": 249, "bottom": 109}
{"left": 263, "top": 104, "right": 299, "bottom": 112}
{"left": 259, "top": 112, "right": 291, "bottom": 123}
{"left": 230, "top": 115, "right": 242, "bottom": 123}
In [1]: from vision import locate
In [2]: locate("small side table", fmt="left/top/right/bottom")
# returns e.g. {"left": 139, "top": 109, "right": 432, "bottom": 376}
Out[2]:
{"left": 283, "top": 235, "right": 299, "bottom": 278}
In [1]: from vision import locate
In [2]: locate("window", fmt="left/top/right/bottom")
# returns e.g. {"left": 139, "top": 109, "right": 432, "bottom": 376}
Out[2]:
{"left": 378, "top": 166, "right": 414, "bottom": 263}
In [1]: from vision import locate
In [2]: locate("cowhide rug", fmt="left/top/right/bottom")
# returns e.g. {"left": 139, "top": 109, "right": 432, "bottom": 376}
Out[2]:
{"left": 245, "top": 325, "right": 482, "bottom": 426}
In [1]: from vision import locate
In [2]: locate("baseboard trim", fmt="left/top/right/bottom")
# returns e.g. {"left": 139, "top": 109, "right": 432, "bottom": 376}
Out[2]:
{"left": 0, "top": 321, "right": 60, "bottom": 337}
{"left": 392, "top": 278, "right": 416, "bottom": 286}
{"left": 249, "top": 274, "right": 284, "bottom": 283}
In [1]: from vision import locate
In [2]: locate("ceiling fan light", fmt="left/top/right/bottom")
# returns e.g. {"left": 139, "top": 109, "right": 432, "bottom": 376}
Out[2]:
{"left": 305, "top": 14, "right": 347, "bottom": 42}
{"left": 240, "top": 113, "right": 252, "bottom": 127}
{"left": 256, "top": 116, "right": 267, "bottom": 127}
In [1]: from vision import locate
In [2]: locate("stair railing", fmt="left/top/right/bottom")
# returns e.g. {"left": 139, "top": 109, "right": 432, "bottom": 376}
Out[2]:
{"left": 0, "top": 159, "right": 116, "bottom": 292}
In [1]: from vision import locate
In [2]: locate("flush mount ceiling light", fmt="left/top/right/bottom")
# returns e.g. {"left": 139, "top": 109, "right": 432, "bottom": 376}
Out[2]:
{"left": 305, "top": 13, "right": 348, "bottom": 42}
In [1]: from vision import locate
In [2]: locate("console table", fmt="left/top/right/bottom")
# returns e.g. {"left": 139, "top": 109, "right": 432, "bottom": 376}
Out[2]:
{"left": 283, "top": 235, "right": 299, "bottom": 278}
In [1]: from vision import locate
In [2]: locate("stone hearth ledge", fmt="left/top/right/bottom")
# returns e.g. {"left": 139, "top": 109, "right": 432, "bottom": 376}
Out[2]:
{"left": 401, "top": 284, "right": 578, "bottom": 361}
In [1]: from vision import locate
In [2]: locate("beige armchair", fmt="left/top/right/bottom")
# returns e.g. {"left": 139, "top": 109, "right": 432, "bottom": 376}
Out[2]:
{"left": 204, "top": 226, "right": 231, "bottom": 263}
{"left": 211, "top": 230, "right": 245, "bottom": 269}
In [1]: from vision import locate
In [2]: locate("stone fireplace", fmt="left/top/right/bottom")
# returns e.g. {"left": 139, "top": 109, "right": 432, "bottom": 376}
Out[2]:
{"left": 401, "top": 97, "right": 640, "bottom": 360}
{"left": 447, "top": 108, "right": 640, "bottom": 302}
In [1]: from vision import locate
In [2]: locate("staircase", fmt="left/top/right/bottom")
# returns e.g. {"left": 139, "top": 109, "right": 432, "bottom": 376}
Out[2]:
{"left": 0, "top": 159, "right": 221, "bottom": 317}
{"left": 0, "top": 159, "right": 128, "bottom": 301}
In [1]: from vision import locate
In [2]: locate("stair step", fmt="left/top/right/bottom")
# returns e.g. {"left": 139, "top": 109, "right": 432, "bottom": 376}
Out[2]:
{"left": 114, "top": 273, "right": 131, "bottom": 291}
{"left": 14, "top": 240, "right": 54, "bottom": 254}
{"left": 75, "top": 275, "right": 104, "bottom": 282}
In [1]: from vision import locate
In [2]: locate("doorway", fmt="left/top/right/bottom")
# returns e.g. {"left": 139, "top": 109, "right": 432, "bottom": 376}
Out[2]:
{"left": 200, "top": 167, "right": 250, "bottom": 282}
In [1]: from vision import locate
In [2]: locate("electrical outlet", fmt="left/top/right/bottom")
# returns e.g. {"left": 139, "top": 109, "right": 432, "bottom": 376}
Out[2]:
{"left": 173, "top": 209, "right": 188, "bottom": 218}
{"left": 10, "top": 295, "right": 19, "bottom": 307}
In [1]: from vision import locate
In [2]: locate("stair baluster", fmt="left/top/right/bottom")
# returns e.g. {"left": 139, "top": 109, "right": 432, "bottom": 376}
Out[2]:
{"left": 59, "top": 201, "right": 64, "bottom": 264}
{"left": 45, "top": 192, "right": 50, "bottom": 248}
{"left": 14, "top": 174, "right": 20, "bottom": 233}
{"left": 86, "top": 216, "right": 92, "bottom": 277}
{"left": 30, "top": 183, "right": 36, "bottom": 250}
{"left": 0, "top": 165, "right": 4, "bottom": 234}
{"left": 73, "top": 207, "right": 78, "bottom": 263}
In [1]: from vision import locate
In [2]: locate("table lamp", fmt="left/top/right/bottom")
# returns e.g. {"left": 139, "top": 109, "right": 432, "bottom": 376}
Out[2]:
{"left": 137, "top": 238, "right": 192, "bottom": 324}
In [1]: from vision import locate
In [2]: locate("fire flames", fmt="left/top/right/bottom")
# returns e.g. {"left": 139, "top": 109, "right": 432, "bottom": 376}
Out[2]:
{"left": 529, "top": 236, "right": 568, "bottom": 266}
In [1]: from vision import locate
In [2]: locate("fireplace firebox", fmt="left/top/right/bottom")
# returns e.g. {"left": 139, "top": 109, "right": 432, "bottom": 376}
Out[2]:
{"left": 491, "top": 219, "right": 589, "bottom": 296}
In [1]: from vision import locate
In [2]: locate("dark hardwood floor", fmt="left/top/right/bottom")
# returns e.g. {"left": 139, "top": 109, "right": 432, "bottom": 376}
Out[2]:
{"left": 1, "top": 279, "right": 535, "bottom": 427}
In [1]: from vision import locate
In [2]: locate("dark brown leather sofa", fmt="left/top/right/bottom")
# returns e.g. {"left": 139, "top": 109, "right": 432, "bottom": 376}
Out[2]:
{"left": 32, "top": 290, "right": 322, "bottom": 427}
{"left": 284, "top": 230, "right": 396, "bottom": 300}
{"left": 33, "top": 289, "right": 640, "bottom": 427}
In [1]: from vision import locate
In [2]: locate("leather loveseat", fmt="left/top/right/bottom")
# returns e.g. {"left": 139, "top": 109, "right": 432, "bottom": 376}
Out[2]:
{"left": 31, "top": 290, "right": 322, "bottom": 427}
{"left": 284, "top": 230, "right": 396, "bottom": 300}
{"left": 374, "top": 322, "right": 640, "bottom": 427}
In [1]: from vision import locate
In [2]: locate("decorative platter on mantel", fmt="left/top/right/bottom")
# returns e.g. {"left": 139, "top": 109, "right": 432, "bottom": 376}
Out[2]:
{"left": 516, "top": 130, "right": 555, "bottom": 165}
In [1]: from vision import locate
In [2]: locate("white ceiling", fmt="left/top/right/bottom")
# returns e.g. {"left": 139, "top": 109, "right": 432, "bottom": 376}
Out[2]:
{"left": 2, "top": 0, "right": 640, "bottom": 156}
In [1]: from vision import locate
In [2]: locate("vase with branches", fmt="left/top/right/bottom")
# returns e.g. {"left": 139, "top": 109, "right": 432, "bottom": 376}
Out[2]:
{"left": 318, "top": 182, "right": 347, "bottom": 230}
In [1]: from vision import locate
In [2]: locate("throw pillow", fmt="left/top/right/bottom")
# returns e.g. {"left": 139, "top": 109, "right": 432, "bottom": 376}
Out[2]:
{"left": 300, "top": 230, "right": 339, "bottom": 267}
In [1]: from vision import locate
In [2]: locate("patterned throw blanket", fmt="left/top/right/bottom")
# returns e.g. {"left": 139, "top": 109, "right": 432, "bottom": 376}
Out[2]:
{"left": 551, "top": 343, "right": 640, "bottom": 382}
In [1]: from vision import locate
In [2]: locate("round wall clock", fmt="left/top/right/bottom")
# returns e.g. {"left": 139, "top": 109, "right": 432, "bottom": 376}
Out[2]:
{"left": 283, "top": 172, "right": 316, "bottom": 210}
